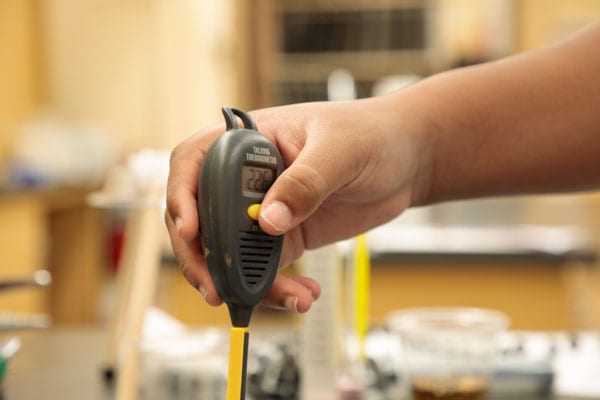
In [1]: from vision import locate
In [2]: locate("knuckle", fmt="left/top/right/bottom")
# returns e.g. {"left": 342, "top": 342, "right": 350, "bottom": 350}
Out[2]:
{"left": 164, "top": 195, "right": 179, "bottom": 224}
{"left": 165, "top": 183, "right": 178, "bottom": 208}
{"left": 169, "top": 142, "right": 185, "bottom": 167}
{"left": 279, "top": 164, "right": 329, "bottom": 214}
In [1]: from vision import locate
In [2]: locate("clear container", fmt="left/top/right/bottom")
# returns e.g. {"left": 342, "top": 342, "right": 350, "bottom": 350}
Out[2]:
{"left": 387, "top": 307, "right": 509, "bottom": 400}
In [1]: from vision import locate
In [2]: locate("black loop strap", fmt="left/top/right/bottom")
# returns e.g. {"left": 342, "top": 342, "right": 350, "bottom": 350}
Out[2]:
{"left": 222, "top": 106, "right": 258, "bottom": 131}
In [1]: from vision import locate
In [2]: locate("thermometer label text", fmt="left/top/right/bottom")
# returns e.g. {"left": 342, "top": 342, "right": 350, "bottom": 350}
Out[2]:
{"left": 246, "top": 153, "right": 277, "bottom": 165}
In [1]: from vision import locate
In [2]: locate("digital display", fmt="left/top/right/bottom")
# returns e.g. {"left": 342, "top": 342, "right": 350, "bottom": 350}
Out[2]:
{"left": 242, "top": 166, "right": 275, "bottom": 194}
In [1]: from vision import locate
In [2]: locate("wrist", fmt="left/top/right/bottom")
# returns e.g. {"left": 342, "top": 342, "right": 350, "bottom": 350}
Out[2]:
{"left": 383, "top": 86, "right": 438, "bottom": 208}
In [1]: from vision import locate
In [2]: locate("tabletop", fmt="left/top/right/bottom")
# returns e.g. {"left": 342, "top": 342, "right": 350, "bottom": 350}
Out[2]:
{"left": 1, "top": 328, "right": 596, "bottom": 400}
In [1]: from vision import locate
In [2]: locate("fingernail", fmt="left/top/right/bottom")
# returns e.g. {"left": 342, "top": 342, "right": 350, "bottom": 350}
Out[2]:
{"left": 198, "top": 285, "right": 207, "bottom": 300}
{"left": 175, "top": 217, "right": 184, "bottom": 236}
{"left": 284, "top": 296, "right": 298, "bottom": 312}
{"left": 261, "top": 201, "right": 292, "bottom": 232}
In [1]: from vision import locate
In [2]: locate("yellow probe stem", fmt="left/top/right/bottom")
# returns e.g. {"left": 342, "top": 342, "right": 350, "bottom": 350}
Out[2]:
{"left": 353, "top": 234, "right": 370, "bottom": 362}
{"left": 226, "top": 326, "right": 249, "bottom": 400}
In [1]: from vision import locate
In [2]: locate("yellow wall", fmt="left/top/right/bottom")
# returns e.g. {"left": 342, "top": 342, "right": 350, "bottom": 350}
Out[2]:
{"left": 40, "top": 0, "right": 161, "bottom": 151}
{"left": 517, "top": 0, "right": 600, "bottom": 50}
{"left": 40, "top": 0, "right": 254, "bottom": 152}
{"left": 430, "top": 0, "right": 515, "bottom": 68}
{"left": 3, "top": 1, "right": 600, "bottom": 158}
{"left": 2, "top": 1, "right": 257, "bottom": 156}
{"left": 0, "top": 0, "right": 38, "bottom": 158}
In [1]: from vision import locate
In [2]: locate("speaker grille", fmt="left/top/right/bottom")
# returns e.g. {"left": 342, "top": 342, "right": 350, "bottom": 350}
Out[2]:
{"left": 239, "top": 231, "right": 275, "bottom": 287}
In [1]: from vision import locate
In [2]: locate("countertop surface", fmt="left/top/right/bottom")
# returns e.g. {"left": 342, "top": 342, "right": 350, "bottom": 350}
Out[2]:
{"left": 3, "top": 328, "right": 110, "bottom": 400}
{"left": 2, "top": 328, "right": 598, "bottom": 400}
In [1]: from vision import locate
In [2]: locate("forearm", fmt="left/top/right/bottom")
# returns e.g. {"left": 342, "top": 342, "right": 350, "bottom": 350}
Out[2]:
{"left": 403, "top": 23, "right": 600, "bottom": 206}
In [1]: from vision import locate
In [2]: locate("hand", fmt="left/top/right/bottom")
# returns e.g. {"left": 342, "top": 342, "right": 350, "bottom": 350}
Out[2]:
{"left": 165, "top": 95, "right": 427, "bottom": 312}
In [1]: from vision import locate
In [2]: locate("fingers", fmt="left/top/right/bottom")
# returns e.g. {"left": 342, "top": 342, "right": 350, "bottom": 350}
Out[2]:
{"left": 165, "top": 144, "right": 202, "bottom": 241}
{"left": 166, "top": 207, "right": 321, "bottom": 313}
{"left": 168, "top": 205, "right": 320, "bottom": 313}
{"left": 261, "top": 274, "right": 321, "bottom": 313}
{"left": 253, "top": 101, "right": 375, "bottom": 237}
{"left": 165, "top": 117, "right": 319, "bottom": 313}
{"left": 165, "top": 125, "right": 224, "bottom": 241}
{"left": 259, "top": 137, "right": 359, "bottom": 236}
{"left": 165, "top": 210, "right": 223, "bottom": 306}
{"left": 166, "top": 106, "right": 334, "bottom": 314}
{"left": 166, "top": 206, "right": 320, "bottom": 313}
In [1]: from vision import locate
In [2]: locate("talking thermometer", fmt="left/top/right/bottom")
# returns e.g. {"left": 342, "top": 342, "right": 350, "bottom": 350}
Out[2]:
{"left": 198, "top": 106, "right": 284, "bottom": 400}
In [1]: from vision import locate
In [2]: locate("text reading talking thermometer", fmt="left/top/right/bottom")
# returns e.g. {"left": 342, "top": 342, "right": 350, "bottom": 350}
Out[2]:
{"left": 198, "top": 107, "right": 284, "bottom": 400}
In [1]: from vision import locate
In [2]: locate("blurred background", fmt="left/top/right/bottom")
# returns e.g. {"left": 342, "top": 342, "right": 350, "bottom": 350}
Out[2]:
{"left": 1, "top": 0, "right": 600, "bottom": 399}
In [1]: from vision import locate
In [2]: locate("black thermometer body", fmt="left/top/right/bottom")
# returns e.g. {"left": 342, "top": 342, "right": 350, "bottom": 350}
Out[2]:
{"left": 199, "top": 107, "right": 284, "bottom": 327}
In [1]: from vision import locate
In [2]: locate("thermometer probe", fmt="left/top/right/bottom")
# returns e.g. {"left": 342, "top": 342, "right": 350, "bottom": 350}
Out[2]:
{"left": 198, "top": 107, "right": 284, "bottom": 400}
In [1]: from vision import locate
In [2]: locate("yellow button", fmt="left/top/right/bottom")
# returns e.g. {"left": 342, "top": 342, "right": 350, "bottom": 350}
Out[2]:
{"left": 247, "top": 203, "right": 261, "bottom": 221}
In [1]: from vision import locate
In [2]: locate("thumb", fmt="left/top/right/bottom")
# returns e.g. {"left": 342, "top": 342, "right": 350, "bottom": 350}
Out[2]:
{"left": 258, "top": 146, "right": 348, "bottom": 235}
